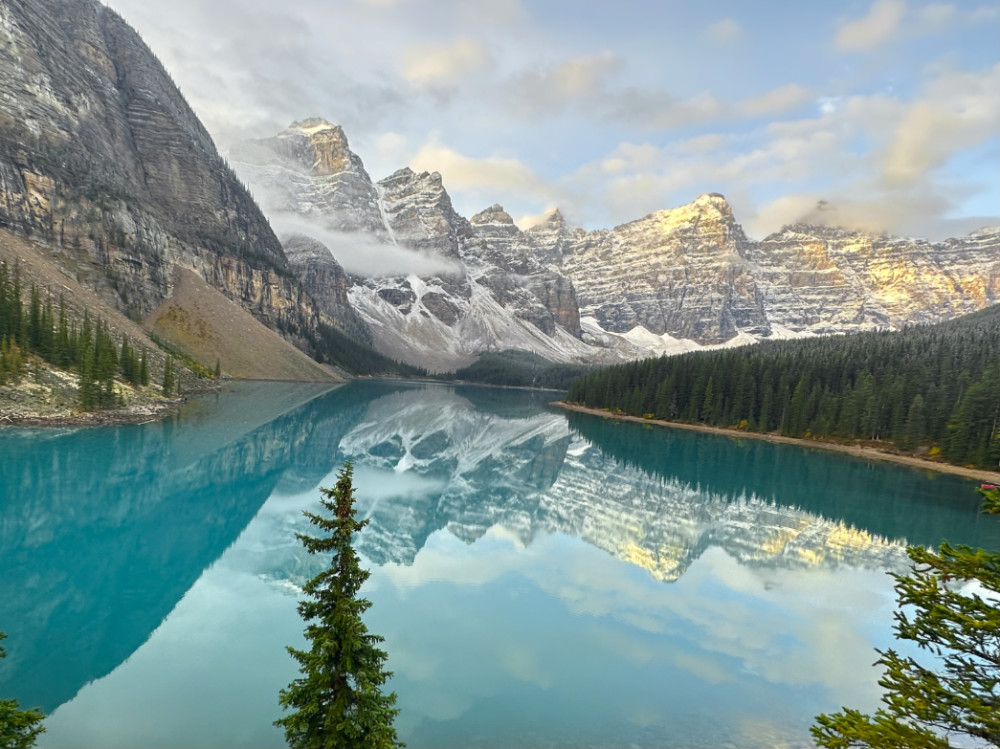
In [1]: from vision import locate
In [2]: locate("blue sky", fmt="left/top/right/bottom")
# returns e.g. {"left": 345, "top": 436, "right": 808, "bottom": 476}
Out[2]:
{"left": 104, "top": 0, "right": 998, "bottom": 239}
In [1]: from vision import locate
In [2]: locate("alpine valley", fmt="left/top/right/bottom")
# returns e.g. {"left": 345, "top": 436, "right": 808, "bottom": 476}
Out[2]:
{"left": 0, "top": 0, "right": 997, "bottom": 390}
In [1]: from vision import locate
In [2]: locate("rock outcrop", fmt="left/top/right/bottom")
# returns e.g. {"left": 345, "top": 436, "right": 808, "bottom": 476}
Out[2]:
{"left": 282, "top": 233, "right": 370, "bottom": 344}
{"left": 233, "top": 120, "right": 599, "bottom": 371}
{"left": 0, "top": 0, "right": 345, "bottom": 364}
{"left": 747, "top": 223, "right": 1000, "bottom": 333}
{"left": 553, "top": 194, "right": 769, "bottom": 341}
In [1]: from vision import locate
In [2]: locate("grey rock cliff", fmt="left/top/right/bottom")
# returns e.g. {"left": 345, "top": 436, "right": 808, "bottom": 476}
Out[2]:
{"left": 282, "top": 233, "right": 371, "bottom": 344}
{"left": 536, "top": 196, "right": 997, "bottom": 344}
{"left": 0, "top": 0, "right": 332, "bottom": 353}
{"left": 233, "top": 120, "right": 596, "bottom": 370}
{"left": 748, "top": 223, "right": 999, "bottom": 333}
{"left": 556, "top": 194, "right": 770, "bottom": 341}
{"left": 230, "top": 120, "right": 385, "bottom": 235}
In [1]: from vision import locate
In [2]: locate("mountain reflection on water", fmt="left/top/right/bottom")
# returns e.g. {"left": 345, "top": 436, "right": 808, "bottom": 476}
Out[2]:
{"left": 0, "top": 380, "right": 991, "bottom": 723}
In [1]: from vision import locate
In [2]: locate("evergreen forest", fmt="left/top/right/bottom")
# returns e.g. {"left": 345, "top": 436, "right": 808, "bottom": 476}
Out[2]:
{"left": 566, "top": 305, "right": 1000, "bottom": 470}
{"left": 0, "top": 262, "right": 152, "bottom": 409}
{"left": 449, "top": 349, "right": 592, "bottom": 390}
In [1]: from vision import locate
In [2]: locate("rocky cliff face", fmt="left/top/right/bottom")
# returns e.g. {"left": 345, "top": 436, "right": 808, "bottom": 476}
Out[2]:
{"left": 230, "top": 119, "right": 386, "bottom": 235}
{"left": 0, "top": 0, "right": 337, "bottom": 358}
{"left": 553, "top": 194, "right": 769, "bottom": 341}
{"left": 747, "top": 223, "right": 1000, "bottom": 333}
{"left": 233, "top": 120, "right": 600, "bottom": 371}
{"left": 282, "top": 233, "right": 370, "bottom": 344}
{"left": 532, "top": 197, "right": 997, "bottom": 344}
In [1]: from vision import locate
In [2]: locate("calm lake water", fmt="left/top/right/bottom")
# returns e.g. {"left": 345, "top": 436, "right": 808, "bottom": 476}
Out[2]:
{"left": 0, "top": 380, "right": 995, "bottom": 748}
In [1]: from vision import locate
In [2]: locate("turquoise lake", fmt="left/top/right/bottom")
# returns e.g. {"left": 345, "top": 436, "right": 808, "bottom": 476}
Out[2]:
{"left": 0, "top": 380, "right": 996, "bottom": 748}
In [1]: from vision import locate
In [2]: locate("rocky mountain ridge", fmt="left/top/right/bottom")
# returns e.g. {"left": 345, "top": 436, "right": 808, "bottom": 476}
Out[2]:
{"left": 234, "top": 120, "right": 602, "bottom": 370}
{"left": 0, "top": 0, "right": 358, "bottom": 380}
{"left": 232, "top": 119, "right": 998, "bottom": 370}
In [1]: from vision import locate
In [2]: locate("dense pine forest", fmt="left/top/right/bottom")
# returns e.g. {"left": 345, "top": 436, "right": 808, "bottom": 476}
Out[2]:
{"left": 0, "top": 261, "right": 154, "bottom": 409}
{"left": 567, "top": 305, "right": 1000, "bottom": 470}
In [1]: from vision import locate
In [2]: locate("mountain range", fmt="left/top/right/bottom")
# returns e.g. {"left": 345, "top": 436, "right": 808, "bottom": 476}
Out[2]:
{"left": 230, "top": 119, "right": 999, "bottom": 372}
{"left": 0, "top": 0, "right": 996, "bottom": 381}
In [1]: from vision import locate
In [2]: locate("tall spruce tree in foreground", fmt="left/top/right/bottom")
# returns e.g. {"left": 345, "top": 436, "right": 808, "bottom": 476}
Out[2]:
{"left": 812, "top": 488, "right": 1000, "bottom": 748}
{"left": 276, "top": 463, "right": 402, "bottom": 749}
{"left": 0, "top": 633, "right": 45, "bottom": 749}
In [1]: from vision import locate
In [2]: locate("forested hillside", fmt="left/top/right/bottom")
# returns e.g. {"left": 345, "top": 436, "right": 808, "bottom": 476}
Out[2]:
{"left": 567, "top": 305, "right": 1000, "bottom": 470}
{"left": 0, "top": 261, "right": 162, "bottom": 409}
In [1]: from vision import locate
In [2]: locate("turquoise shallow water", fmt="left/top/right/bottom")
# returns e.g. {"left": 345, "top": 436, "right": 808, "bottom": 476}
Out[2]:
{"left": 0, "top": 380, "right": 994, "bottom": 748}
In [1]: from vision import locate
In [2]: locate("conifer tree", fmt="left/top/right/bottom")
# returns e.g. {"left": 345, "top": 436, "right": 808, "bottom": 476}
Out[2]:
{"left": 0, "top": 633, "right": 45, "bottom": 748}
{"left": 812, "top": 489, "right": 1000, "bottom": 748}
{"left": 275, "top": 463, "right": 402, "bottom": 749}
{"left": 162, "top": 356, "right": 174, "bottom": 396}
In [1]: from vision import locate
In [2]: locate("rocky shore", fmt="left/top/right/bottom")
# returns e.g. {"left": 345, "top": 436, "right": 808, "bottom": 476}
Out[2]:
{"left": 0, "top": 366, "right": 183, "bottom": 427}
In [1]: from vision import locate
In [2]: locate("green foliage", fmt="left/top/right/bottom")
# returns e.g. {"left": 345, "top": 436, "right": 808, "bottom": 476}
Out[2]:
{"left": 0, "top": 261, "right": 159, "bottom": 408}
{"left": 448, "top": 350, "right": 592, "bottom": 390}
{"left": 566, "top": 306, "right": 1000, "bottom": 469}
{"left": 812, "top": 495, "right": 1000, "bottom": 749}
{"left": 276, "top": 464, "right": 403, "bottom": 749}
{"left": 309, "top": 322, "right": 425, "bottom": 378}
{"left": 145, "top": 331, "right": 213, "bottom": 379}
{"left": 0, "top": 633, "right": 45, "bottom": 749}
{"left": 161, "top": 356, "right": 175, "bottom": 397}
{"left": 983, "top": 487, "right": 1000, "bottom": 515}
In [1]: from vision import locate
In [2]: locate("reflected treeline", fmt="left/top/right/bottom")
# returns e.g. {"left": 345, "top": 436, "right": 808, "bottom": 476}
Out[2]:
{"left": 564, "top": 412, "right": 998, "bottom": 552}
{"left": 0, "top": 381, "right": 370, "bottom": 712}
{"left": 266, "top": 384, "right": 991, "bottom": 589}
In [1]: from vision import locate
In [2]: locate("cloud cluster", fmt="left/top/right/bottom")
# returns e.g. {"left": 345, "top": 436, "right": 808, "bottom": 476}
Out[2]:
{"left": 835, "top": 0, "right": 906, "bottom": 51}
{"left": 401, "top": 38, "right": 492, "bottom": 85}
{"left": 502, "top": 51, "right": 810, "bottom": 128}
{"left": 834, "top": 0, "right": 999, "bottom": 52}
{"left": 272, "top": 214, "right": 464, "bottom": 278}
{"left": 409, "top": 141, "right": 565, "bottom": 210}
{"left": 100, "top": 0, "right": 996, "bottom": 244}
{"left": 559, "top": 62, "right": 999, "bottom": 238}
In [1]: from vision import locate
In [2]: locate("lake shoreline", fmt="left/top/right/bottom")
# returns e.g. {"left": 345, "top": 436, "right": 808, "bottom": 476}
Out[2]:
{"left": 553, "top": 402, "right": 1000, "bottom": 484}
{"left": 0, "top": 399, "right": 182, "bottom": 427}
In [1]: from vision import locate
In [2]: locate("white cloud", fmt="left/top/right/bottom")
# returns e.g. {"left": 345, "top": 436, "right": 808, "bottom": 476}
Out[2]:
{"left": 704, "top": 18, "right": 744, "bottom": 45}
{"left": 834, "top": 0, "right": 906, "bottom": 51}
{"left": 409, "top": 142, "right": 561, "bottom": 204}
{"left": 563, "top": 61, "right": 999, "bottom": 239}
{"left": 741, "top": 84, "right": 812, "bottom": 117}
{"left": 401, "top": 38, "right": 491, "bottom": 85}
{"left": 599, "top": 142, "right": 667, "bottom": 174}
{"left": 817, "top": 96, "right": 842, "bottom": 115}
{"left": 272, "top": 214, "right": 464, "bottom": 277}
{"left": 915, "top": 2, "right": 957, "bottom": 29}
{"left": 515, "top": 207, "right": 559, "bottom": 230}
{"left": 883, "top": 64, "right": 1000, "bottom": 185}
{"left": 504, "top": 51, "right": 623, "bottom": 119}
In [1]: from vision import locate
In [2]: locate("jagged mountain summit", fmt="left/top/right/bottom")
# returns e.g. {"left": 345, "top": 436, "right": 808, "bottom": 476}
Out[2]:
{"left": 232, "top": 119, "right": 999, "bottom": 369}
{"left": 233, "top": 120, "right": 609, "bottom": 371}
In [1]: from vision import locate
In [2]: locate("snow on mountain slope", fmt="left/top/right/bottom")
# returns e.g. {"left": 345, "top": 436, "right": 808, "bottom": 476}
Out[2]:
{"left": 232, "top": 120, "right": 999, "bottom": 366}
